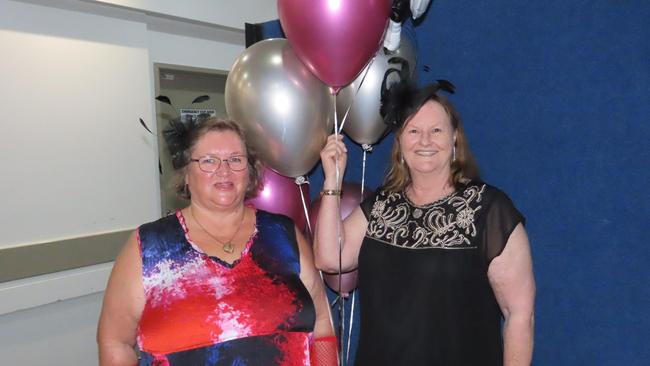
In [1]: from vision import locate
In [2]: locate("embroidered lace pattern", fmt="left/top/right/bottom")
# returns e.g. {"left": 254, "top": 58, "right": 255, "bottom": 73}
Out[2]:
{"left": 366, "top": 184, "right": 487, "bottom": 249}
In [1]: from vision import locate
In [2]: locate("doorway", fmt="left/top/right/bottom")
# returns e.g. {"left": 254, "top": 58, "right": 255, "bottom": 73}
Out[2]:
{"left": 153, "top": 64, "right": 228, "bottom": 215}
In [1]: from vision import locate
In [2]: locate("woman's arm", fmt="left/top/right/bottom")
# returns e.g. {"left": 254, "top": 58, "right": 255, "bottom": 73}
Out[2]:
{"left": 488, "top": 223, "right": 536, "bottom": 366}
{"left": 296, "top": 227, "right": 335, "bottom": 338}
{"left": 97, "top": 231, "right": 145, "bottom": 366}
{"left": 313, "top": 134, "right": 367, "bottom": 272}
{"left": 316, "top": 206, "right": 368, "bottom": 273}
{"left": 296, "top": 227, "right": 338, "bottom": 365}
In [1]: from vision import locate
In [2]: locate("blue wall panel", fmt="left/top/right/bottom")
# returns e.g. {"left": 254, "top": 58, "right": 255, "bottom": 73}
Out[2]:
{"left": 414, "top": 2, "right": 649, "bottom": 364}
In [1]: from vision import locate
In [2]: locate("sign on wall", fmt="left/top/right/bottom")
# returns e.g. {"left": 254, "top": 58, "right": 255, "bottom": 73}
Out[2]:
{"left": 180, "top": 108, "right": 217, "bottom": 122}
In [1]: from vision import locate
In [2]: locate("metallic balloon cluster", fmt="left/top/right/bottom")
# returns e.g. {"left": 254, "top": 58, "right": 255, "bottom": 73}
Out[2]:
{"left": 225, "top": 7, "right": 417, "bottom": 177}
{"left": 224, "top": 4, "right": 421, "bottom": 363}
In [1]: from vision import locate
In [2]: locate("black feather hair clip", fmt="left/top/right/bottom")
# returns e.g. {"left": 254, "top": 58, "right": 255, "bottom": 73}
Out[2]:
{"left": 154, "top": 94, "right": 212, "bottom": 169}
{"left": 162, "top": 112, "right": 215, "bottom": 169}
{"left": 380, "top": 62, "right": 455, "bottom": 130}
{"left": 163, "top": 117, "right": 199, "bottom": 169}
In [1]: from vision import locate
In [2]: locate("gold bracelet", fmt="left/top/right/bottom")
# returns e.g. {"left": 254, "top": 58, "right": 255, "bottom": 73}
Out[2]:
{"left": 320, "top": 189, "right": 342, "bottom": 196}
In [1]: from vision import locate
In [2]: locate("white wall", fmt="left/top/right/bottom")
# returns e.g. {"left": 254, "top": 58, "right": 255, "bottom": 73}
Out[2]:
{"left": 93, "top": 0, "right": 278, "bottom": 30}
{"left": 148, "top": 29, "right": 243, "bottom": 71}
{"left": 0, "top": 0, "right": 275, "bottom": 364}
{"left": 0, "top": 292, "right": 105, "bottom": 365}
{"left": 0, "top": 0, "right": 157, "bottom": 247}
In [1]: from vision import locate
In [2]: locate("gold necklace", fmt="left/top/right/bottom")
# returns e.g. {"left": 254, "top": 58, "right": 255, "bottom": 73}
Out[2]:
{"left": 190, "top": 207, "right": 246, "bottom": 254}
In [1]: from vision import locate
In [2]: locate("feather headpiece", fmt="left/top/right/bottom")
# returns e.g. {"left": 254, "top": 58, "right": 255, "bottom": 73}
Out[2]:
{"left": 380, "top": 61, "right": 455, "bottom": 130}
{"left": 162, "top": 117, "right": 200, "bottom": 169}
{"left": 154, "top": 94, "right": 211, "bottom": 169}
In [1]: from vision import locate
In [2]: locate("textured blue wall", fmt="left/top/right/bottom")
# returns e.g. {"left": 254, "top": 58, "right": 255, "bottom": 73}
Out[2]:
{"left": 414, "top": 2, "right": 649, "bottom": 365}
{"left": 261, "top": 1, "right": 650, "bottom": 364}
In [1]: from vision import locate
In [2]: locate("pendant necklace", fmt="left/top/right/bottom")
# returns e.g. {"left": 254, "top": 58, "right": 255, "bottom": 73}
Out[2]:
{"left": 190, "top": 207, "right": 246, "bottom": 254}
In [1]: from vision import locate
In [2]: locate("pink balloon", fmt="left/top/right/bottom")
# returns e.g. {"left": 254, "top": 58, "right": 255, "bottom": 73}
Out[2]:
{"left": 246, "top": 166, "right": 310, "bottom": 230}
{"left": 278, "top": 0, "right": 391, "bottom": 90}
{"left": 309, "top": 182, "right": 374, "bottom": 296}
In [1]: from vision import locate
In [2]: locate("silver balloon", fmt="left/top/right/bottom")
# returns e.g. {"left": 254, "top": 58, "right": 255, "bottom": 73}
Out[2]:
{"left": 337, "top": 35, "right": 417, "bottom": 145}
{"left": 225, "top": 39, "right": 334, "bottom": 177}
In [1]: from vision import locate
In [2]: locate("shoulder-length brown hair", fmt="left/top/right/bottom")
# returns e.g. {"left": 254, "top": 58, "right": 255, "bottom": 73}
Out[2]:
{"left": 383, "top": 94, "right": 479, "bottom": 193}
{"left": 171, "top": 117, "right": 263, "bottom": 200}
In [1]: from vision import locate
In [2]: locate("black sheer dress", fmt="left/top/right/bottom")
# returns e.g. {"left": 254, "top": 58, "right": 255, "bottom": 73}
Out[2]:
{"left": 355, "top": 181, "right": 524, "bottom": 366}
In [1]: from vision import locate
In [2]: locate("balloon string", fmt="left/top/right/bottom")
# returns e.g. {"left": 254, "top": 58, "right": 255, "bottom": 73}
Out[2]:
{"left": 361, "top": 150, "right": 367, "bottom": 198}
{"left": 294, "top": 176, "right": 312, "bottom": 236}
{"left": 319, "top": 277, "right": 338, "bottom": 364}
{"left": 337, "top": 56, "right": 376, "bottom": 134}
{"left": 360, "top": 144, "right": 373, "bottom": 198}
{"left": 334, "top": 97, "right": 340, "bottom": 187}
{"left": 347, "top": 145, "right": 370, "bottom": 364}
{"left": 346, "top": 290, "right": 356, "bottom": 365}
{"left": 294, "top": 176, "right": 333, "bottom": 347}
{"left": 332, "top": 96, "right": 346, "bottom": 365}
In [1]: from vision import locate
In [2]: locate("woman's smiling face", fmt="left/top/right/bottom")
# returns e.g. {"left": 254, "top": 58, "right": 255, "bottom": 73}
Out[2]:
{"left": 399, "top": 100, "right": 457, "bottom": 178}
{"left": 185, "top": 130, "right": 249, "bottom": 211}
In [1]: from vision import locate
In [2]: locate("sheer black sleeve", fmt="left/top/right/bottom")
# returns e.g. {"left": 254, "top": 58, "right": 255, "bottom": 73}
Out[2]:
{"left": 483, "top": 188, "right": 525, "bottom": 264}
{"left": 360, "top": 189, "right": 381, "bottom": 221}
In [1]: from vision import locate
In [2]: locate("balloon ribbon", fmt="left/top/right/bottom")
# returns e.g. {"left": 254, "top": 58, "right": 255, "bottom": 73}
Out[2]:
{"left": 332, "top": 95, "right": 346, "bottom": 365}
{"left": 294, "top": 176, "right": 312, "bottom": 235}
{"left": 337, "top": 56, "right": 377, "bottom": 135}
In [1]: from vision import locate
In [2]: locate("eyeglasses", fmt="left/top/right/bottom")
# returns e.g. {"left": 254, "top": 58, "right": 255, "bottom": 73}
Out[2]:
{"left": 189, "top": 155, "right": 248, "bottom": 172}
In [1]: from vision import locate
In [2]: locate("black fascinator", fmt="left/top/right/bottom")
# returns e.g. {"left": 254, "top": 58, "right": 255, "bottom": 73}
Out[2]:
{"left": 380, "top": 62, "right": 455, "bottom": 130}
{"left": 154, "top": 94, "right": 211, "bottom": 169}
{"left": 163, "top": 117, "right": 200, "bottom": 169}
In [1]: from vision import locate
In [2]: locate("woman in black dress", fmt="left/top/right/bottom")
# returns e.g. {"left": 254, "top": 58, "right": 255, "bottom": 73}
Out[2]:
{"left": 314, "top": 80, "right": 535, "bottom": 365}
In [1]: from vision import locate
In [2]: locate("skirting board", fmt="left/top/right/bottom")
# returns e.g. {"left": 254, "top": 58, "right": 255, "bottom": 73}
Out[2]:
{"left": 0, "top": 229, "right": 130, "bottom": 283}
{"left": 0, "top": 262, "right": 114, "bottom": 315}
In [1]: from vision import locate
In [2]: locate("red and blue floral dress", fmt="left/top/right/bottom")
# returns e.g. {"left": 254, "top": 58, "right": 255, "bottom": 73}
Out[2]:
{"left": 136, "top": 210, "right": 315, "bottom": 365}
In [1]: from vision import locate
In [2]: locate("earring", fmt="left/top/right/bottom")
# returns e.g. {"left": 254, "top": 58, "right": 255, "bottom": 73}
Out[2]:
{"left": 452, "top": 146, "right": 457, "bottom": 162}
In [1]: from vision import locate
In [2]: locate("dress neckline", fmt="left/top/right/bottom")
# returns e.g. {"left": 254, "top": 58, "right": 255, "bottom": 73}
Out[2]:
{"left": 176, "top": 207, "right": 259, "bottom": 269}
{"left": 401, "top": 188, "right": 460, "bottom": 208}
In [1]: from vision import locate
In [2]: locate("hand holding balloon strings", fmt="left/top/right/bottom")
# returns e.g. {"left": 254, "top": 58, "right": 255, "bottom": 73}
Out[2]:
{"left": 320, "top": 134, "right": 348, "bottom": 191}
{"left": 320, "top": 132, "right": 350, "bottom": 366}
